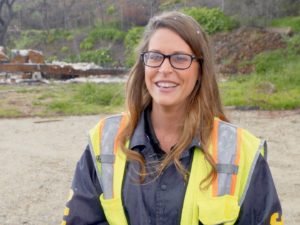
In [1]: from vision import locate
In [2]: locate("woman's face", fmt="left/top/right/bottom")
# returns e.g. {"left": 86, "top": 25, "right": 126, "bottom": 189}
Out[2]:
{"left": 144, "top": 28, "right": 199, "bottom": 112}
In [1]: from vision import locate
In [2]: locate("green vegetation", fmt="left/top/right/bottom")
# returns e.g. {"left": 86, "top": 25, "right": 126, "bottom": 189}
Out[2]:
{"left": 74, "top": 25, "right": 125, "bottom": 66}
{"left": 12, "top": 29, "right": 75, "bottom": 49}
{"left": 238, "top": 35, "right": 300, "bottom": 74}
{"left": 76, "top": 82, "right": 124, "bottom": 106}
{"left": 0, "top": 108, "right": 22, "bottom": 117}
{"left": 271, "top": 16, "right": 300, "bottom": 33}
{"left": 80, "top": 25, "right": 125, "bottom": 50}
{"left": 67, "top": 48, "right": 113, "bottom": 65}
{"left": 220, "top": 34, "right": 300, "bottom": 110}
{"left": 0, "top": 83, "right": 125, "bottom": 118}
{"left": 45, "top": 83, "right": 125, "bottom": 115}
{"left": 220, "top": 69, "right": 300, "bottom": 110}
{"left": 182, "top": 7, "right": 238, "bottom": 34}
{"left": 46, "top": 29, "right": 75, "bottom": 43}
{"left": 13, "top": 30, "right": 45, "bottom": 49}
{"left": 124, "top": 26, "right": 144, "bottom": 67}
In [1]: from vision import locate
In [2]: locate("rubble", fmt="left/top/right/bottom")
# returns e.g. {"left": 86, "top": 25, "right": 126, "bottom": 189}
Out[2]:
{"left": 1, "top": 49, "right": 128, "bottom": 83}
{"left": 11, "top": 49, "right": 45, "bottom": 64}
{"left": 0, "top": 46, "right": 9, "bottom": 63}
{"left": 51, "top": 61, "right": 102, "bottom": 70}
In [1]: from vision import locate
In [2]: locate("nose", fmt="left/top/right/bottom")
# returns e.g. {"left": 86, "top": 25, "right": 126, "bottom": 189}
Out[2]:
{"left": 158, "top": 57, "right": 173, "bottom": 73}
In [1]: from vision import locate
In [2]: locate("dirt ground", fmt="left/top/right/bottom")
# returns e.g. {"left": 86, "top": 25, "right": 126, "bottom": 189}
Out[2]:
{"left": 0, "top": 109, "right": 299, "bottom": 225}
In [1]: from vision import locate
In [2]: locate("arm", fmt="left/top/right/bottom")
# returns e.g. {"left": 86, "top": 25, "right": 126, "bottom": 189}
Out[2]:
{"left": 62, "top": 146, "right": 109, "bottom": 225}
{"left": 236, "top": 155, "right": 283, "bottom": 225}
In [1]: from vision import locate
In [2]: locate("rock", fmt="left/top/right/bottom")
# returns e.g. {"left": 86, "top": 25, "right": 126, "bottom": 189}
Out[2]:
{"left": 0, "top": 46, "right": 9, "bottom": 63}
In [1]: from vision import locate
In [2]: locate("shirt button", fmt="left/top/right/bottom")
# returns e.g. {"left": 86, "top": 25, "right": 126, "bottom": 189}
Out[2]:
{"left": 161, "top": 184, "right": 167, "bottom": 191}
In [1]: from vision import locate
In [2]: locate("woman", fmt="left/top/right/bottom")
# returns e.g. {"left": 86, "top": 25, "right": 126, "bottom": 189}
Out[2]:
{"left": 62, "top": 11, "right": 283, "bottom": 225}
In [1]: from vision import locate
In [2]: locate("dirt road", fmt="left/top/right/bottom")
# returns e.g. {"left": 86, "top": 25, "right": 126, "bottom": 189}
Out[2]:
{"left": 0, "top": 110, "right": 299, "bottom": 225}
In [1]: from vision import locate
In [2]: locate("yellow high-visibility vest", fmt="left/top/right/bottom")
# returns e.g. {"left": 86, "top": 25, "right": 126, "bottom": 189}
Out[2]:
{"left": 88, "top": 114, "right": 266, "bottom": 225}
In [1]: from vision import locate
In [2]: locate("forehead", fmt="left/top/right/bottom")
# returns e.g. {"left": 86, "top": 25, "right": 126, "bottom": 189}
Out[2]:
{"left": 148, "top": 28, "right": 192, "bottom": 54}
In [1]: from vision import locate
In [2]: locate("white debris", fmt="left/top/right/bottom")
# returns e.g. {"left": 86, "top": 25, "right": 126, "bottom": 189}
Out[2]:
{"left": 63, "top": 75, "right": 128, "bottom": 84}
{"left": 51, "top": 61, "right": 103, "bottom": 71}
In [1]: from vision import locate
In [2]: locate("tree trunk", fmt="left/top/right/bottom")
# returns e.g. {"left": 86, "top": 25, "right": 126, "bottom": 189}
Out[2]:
{"left": 0, "top": 0, "right": 15, "bottom": 46}
{"left": 0, "top": 27, "right": 6, "bottom": 45}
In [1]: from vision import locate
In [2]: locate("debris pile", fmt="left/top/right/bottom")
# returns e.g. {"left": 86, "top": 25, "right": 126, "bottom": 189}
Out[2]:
{"left": 0, "top": 49, "right": 128, "bottom": 84}
{"left": 11, "top": 49, "right": 45, "bottom": 64}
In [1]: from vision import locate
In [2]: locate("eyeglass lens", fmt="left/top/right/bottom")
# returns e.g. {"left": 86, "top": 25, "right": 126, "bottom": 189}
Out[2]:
{"left": 143, "top": 52, "right": 193, "bottom": 69}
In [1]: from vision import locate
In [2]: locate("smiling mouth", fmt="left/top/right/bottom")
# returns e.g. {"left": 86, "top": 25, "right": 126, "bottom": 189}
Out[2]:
{"left": 155, "top": 81, "right": 178, "bottom": 88}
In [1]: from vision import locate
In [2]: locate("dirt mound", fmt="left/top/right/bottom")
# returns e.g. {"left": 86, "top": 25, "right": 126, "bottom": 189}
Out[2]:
{"left": 212, "top": 27, "right": 287, "bottom": 75}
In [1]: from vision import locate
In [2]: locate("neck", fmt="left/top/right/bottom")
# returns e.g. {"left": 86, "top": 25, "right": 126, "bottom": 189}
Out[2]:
{"left": 150, "top": 103, "right": 185, "bottom": 152}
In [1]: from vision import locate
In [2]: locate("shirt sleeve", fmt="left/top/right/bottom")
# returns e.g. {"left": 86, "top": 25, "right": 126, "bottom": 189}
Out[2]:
{"left": 62, "top": 145, "right": 108, "bottom": 225}
{"left": 235, "top": 154, "right": 283, "bottom": 225}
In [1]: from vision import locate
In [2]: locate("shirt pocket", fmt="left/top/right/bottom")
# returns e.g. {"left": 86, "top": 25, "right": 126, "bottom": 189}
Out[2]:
{"left": 197, "top": 195, "right": 240, "bottom": 225}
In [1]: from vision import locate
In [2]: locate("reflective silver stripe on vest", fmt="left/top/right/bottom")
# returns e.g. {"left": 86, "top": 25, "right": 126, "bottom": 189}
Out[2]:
{"left": 262, "top": 140, "right": 267, "bottom": 160}
{"left": 217, "top": 121, "right": 238, "bottom": 196}
{"left": 99, "top": 115, "right": 122, "bottom": 199}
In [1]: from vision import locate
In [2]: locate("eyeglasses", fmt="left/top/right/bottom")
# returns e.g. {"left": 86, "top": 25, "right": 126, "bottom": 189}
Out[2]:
{"left": 141, "top": 51, "right": 202, "bottom": 70}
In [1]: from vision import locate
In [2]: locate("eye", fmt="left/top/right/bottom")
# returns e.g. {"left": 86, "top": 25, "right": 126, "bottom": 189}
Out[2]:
{"left": 148, "top": 52, "right": 163, "bottom": 62}
{"left": 172, "top": 54, "right": 190, "bottom": 64}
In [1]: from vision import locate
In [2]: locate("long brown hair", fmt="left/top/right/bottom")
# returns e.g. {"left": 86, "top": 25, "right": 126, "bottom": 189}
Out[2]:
{"left": 119, "top": 11, "right": 228, "bottom": 185}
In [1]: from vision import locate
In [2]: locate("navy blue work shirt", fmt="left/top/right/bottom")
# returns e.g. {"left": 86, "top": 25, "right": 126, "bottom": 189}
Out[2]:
{"left": 63, "top": 110, "right": 282, "bottom": 225}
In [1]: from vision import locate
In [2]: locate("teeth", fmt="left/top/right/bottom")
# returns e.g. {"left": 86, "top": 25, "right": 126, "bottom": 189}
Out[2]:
{"left": 156, "top": 82, "right": 177, "bottom": 88}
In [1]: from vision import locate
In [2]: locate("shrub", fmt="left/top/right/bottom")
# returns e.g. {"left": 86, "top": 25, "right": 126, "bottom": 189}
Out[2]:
{"left": 67, "top": 48, "right": 113, "bottom": 66}
{"left": 80, "top": 26, "right": 125, "bottom": 50}
{"left": 61, "top": 46, "right": 69, "bottom": 53}
{"left": 181, "top": 7, "right": 238, "bottom": 34}
{"left": 13, "top": 30, "right": 45, "bottom": 49}
{"left": 80, "top": 37, "right": 94, "bottom": 50}
{"left": 124, "top": 26, "right": 144, "bottom": 67}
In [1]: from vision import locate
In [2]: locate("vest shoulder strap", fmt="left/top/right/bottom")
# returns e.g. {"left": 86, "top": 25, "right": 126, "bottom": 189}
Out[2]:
{"left": 89, "top": 114, "right": 128, "bottom": 225}
{"left": 211, "top": 118, "right": 242, "bottom": 196}
{"left": 88, "top": 114, "right": 127, "bottom": 199}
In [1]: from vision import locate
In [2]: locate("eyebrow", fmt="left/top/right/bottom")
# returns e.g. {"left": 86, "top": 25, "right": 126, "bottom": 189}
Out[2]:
{"left": 147, "top": 49, "right": 193, "bottom": 55}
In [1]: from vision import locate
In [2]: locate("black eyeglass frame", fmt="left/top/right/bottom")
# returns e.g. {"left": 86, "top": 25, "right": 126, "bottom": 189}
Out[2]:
{"left": 140, "top": 51, "right": 203, "bottom": 70}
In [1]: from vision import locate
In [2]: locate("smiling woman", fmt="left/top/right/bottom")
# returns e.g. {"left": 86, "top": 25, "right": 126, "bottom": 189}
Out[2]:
{"left": 62, "top": 11, "right": 283, "bottom": 225}
{"left": 144, "top": 28, "right": 200, "bottom": 117}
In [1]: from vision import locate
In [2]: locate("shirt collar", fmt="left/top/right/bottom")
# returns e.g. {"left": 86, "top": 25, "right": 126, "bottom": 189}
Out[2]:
{"left": 129, "top": 109, "right": 202, "bottom": 159}
{"left": 129, "top": 110, "right": 148, "bottom": 149}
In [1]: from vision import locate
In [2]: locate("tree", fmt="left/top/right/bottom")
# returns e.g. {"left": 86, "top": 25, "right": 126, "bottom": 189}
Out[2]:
{"left": 0, "top": 0, "right": 15, "bottom": 46}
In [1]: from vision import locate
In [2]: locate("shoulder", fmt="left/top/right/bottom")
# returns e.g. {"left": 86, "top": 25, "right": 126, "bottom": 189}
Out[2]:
{"left": 215, "top": 118, "right": 265, "bottom": 157}
{"left": 89, "top": 113, "right": 126, "bottom": 136}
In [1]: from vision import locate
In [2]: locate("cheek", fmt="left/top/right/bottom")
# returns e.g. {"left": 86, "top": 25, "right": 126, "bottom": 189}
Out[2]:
{"left": 186, "top": 69, "right": 200, "bottom": 91}
{"left": 144, "top": 72, "right": 152, "bottom": 92}
{"left": 145, "top": 68, "right": 156, "bottom": 83}
{"left": 145, "top": 67, "right": 154, "bottom": 76}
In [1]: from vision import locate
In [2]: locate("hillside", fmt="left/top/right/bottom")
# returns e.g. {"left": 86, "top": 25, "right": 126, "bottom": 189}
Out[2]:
{"left": 5, "top": 26, "right": 288, "bottom": 74}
